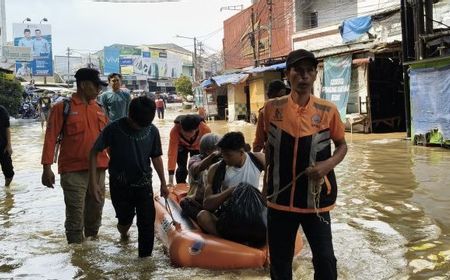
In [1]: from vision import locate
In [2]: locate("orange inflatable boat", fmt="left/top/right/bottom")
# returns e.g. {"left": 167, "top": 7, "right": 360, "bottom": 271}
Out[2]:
{"left": 154, "top": 184, "right": 303, "bottom": 269}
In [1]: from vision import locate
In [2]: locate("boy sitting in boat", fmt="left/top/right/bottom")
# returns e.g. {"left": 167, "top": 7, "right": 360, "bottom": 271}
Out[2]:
{"left": 179, "top": 133, "right": 221, "bottom": 222}
{"left": 197, "top": 132, "right": 266, "bottom": 246}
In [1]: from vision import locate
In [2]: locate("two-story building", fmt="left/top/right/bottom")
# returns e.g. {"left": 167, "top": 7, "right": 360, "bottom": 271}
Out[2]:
{"left": 292, "top": 0, "right": 449, "bottom": 133}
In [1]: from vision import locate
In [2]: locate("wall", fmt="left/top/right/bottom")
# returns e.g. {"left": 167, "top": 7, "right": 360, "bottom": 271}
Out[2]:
{"left": 223, "top": 0, "right": 293, "bottom": 69}
{"left": 292, "top": 0, "right": 401, "bottom": 52}
{"left": 249, "top": 71, "right": 282, "bottom": 115}
{"left": 295, "top": 0, "right": 357, "bottom": 31}
{"left": 227, "top": 83, "right": 247, "bottom": 121}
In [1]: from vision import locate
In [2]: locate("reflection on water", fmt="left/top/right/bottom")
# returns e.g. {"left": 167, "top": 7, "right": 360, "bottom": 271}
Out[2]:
{"left": 1, "top": 109, "right": 450, "bottom": 279}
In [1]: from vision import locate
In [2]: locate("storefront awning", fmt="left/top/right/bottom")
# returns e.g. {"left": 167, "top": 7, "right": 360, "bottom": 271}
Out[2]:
{"left": 212, "top": 73, "right": 249, "bottom": 86}
{"left": 244, "top": 62, "right": 286, "bottom": 73}
{"left": 201, "top": 73, "right": 249, "bottom": 88}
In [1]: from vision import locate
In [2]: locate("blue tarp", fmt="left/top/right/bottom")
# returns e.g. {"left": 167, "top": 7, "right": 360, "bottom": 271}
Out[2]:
{"left": 410, "top": 65, "right": 450, "bottom": 140}
{"left": 211, "top": 73, "right": 249, "bottom": 87}
{"left": 245, "top": 62, "right": 286, "bottom": 73}
{"left": 340, "top": 16, "right": 372, "bottom": 43}
{"left": 200, "top": 79, "right": 213, "bottom": 88}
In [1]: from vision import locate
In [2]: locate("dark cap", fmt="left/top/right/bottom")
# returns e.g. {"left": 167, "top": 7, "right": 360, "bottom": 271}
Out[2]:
{"left": 74, "top": 68, "right": 108, "bottom": 86}
{"left": 286, "top": 49, "right": 318, "bottom": 69}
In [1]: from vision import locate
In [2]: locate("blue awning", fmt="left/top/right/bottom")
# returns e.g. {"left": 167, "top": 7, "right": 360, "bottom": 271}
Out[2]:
{"left": 245, "top": 62, "right": 286, "bottom": 73}
{"left": 340, "top": 16, "right": 372, "bottom": 43}
{"left": 211, "top": 73, "right": 249, "bottom": 86}
{"left": 200, "top": 79, "right": 213, "bottom": 88}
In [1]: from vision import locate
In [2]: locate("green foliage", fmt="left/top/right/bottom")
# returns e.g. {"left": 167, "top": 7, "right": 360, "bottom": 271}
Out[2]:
{"left": 0, "top": 77, "right": 23, "bottom": 116}
{"left": 174, "top": 75, "right": 192, "bottom": 99}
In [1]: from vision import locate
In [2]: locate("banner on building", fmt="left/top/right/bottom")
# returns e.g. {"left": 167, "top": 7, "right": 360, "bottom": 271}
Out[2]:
{"left": 104, "top": 47, "right": 120, "bottom": 75}
{"left": 13, "top": 23, "right": 53, "bottom": 76}
{"left": 321, "top": 54, "right": 352, "bottom": 122}
{"left": 104, "top": 46, "right": 183, "bottom": 79}
{"left": 410, "top": 65, "right": 450, "bottom": 141}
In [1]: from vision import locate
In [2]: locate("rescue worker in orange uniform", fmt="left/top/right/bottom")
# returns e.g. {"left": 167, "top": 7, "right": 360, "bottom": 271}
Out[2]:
{"left": 167, "top": 114, "right": 211, "bottom": 185}
{"left": 262, "top": 49, "right": 347, "bottom": 280}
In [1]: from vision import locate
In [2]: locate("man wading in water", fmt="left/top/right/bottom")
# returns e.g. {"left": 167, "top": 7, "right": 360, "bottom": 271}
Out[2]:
{"left": 263, "top": 49, "right": 347, "bottom": 280}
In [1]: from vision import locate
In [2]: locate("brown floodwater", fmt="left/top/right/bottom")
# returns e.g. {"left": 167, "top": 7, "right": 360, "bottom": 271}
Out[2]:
{"left": 1, "top": 105, "right": 449, "bottom": 279}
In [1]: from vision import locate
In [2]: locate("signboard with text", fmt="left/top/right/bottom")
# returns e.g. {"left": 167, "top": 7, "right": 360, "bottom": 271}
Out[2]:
{"left": 13, "top": 23, "right": 53, "bottom": 76}
{"left": 321, "top": 54, "right": 352, "bottom": 122}
{"left": 2, "top": 46, "right": 32, "bottom": 61}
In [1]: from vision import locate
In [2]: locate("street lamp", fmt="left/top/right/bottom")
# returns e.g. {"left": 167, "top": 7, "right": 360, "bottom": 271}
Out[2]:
{"left": 22, "top": 17, "right": 31, "bottom": 23}
{"left": 176, "top": 34, "right": 198, "bottom": 81}
{"left": 40, "top": 18, "right": 48, "bottom": 24}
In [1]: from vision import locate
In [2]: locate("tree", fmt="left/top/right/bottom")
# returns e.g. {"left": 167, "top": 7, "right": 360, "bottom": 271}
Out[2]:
{"left": 174, "top": 75, "right": 192, "bottom": 99}
{"left": 0, "top": 75, "right": 23, "bottom": 116}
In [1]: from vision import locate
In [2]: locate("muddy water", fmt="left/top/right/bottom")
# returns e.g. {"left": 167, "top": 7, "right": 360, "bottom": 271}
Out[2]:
{"left": 1, "top": 106, "right": 449, "bottom": 279}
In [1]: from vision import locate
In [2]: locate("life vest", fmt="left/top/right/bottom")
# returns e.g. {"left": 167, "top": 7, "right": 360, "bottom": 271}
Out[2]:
{"left": 263, "top": 95, "right": 345, "bottom": 214}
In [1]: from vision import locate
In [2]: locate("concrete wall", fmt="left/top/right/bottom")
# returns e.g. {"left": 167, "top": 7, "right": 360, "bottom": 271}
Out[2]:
{"left": 227, "top": 83, "right": 247, "bottom": 121}
{"left": 292, "top": 0, "right": 400, "bottom": 52}
{"left": 249, "top": 72, "right": 282, "bottom": 116}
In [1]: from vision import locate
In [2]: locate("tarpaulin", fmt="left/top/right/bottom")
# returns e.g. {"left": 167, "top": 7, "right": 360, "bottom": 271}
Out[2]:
{"left": 340, "top": 16, "right": 372, "bottom": 43}
{"left": 321, "top": 54, "right": 352, "bottom": 122}
{"left": 410, "top": 65, "right": 450, "bottom": 140}
{"left": 245, "top": 62, "right": 286, "bottom": 74}
{"left": 211, "top": 73, "right": 249, "bottom": 86}
{"left": 200, "top": 79, "right": 213, "bottom": 88}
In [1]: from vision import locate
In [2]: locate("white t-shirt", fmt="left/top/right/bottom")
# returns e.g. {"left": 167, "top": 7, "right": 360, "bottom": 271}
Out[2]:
{"left": 222, "top": 153, "right": 261, "bottom": 190}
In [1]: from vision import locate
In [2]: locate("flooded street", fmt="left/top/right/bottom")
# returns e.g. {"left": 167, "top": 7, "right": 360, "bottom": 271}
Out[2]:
{"left": 1, "top": 106, "right": 450, "bottom": 279}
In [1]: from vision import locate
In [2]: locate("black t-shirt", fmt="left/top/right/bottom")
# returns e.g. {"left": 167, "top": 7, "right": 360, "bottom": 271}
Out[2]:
{"left": 93, "top": 117, "right": 162, "bottom": 186}
{"left": 0, "top": 105, "right": 10, "bottom": 148}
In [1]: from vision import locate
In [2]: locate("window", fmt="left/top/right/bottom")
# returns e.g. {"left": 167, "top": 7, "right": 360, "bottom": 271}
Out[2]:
{"left": 310, "top": 11, "right": 318, "bottom": 28}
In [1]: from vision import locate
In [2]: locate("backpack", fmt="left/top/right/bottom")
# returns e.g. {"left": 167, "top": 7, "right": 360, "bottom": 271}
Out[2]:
{"left": 53, "top": 98, "right": 71, "bottom": 163}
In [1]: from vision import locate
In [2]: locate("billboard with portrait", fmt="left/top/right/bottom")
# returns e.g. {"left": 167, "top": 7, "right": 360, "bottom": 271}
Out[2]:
{"left": 13, "top": 23, "right": 53, "bottom": 76}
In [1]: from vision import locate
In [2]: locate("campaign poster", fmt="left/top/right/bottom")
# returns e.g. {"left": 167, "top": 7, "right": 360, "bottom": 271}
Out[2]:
{"left": 13, "top": 23, "right": 53, "bottom": 76}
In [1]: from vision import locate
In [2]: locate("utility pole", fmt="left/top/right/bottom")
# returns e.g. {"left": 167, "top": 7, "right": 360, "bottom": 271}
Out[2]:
{"left": 250, "top": 8, "right": 258, "bottom": 67}
{"left": 414, "top": 0, "right": 425, "bottom": 60}
{"left": 193, "top": 36, "right": 198, "bottom": 81}
{"left": 0, "top": 0, "right": 6, "bottom": 63}
{"left": 66, "top": 47, "right": 71, "bottom": 86}
{"left": 176, "top": 34, "right": 198, "bottom": 81}
{"left": 267, "top": 0, "right": 273, "bottom": 59}
{"left": 424, "top": 0, "right": 433, "bottom": 35}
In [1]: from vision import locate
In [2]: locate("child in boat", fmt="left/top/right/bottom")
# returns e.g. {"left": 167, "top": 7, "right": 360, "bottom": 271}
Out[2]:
{"left": 179, "top": 133, "right": 221, "bottom": 221}
{"left": 88, "top": 96, "right": 169, "bottom": 258}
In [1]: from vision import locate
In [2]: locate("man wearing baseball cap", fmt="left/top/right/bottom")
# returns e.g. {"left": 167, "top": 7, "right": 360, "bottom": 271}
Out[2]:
{"left": 41, "top": 68, "right": 109, "bottom": 244}
{"left": 262, "top": 49, "right": 348, "bottom": 279}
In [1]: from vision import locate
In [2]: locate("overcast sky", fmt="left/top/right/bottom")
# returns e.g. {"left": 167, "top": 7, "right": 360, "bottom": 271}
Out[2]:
{"left": 5, "top": 0, "right": 250, "bottom": 56}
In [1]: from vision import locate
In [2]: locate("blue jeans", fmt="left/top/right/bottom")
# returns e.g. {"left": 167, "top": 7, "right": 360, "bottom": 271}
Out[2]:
{"left": 268, "top": 208, "right": 337, "bottom": 280}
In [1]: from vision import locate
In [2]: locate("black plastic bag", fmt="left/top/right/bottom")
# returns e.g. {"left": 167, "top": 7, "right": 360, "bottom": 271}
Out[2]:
{"left": 217, "top": 183, "right": 267, "bottom": 247}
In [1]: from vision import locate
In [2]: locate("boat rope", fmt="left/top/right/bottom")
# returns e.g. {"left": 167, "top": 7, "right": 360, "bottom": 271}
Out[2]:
{"left": 165, "top": 197, "right": 181, "bottom": 230}
{"left": 266, "top": 164, "right": 329, "bottom": 224}
{"left": 266, "top": 169, "right": 307, "bottom": 199}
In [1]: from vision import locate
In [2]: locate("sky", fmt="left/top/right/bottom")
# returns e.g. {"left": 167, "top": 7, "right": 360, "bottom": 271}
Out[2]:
{"left": 5, "top": 0, "right": 251, "bottom": 56}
